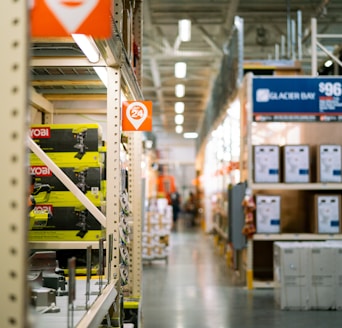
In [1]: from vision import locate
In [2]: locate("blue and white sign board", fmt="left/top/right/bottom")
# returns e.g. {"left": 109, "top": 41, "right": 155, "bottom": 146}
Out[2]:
{"left": 252, "top": 77, "right": 342, "bottom": 122}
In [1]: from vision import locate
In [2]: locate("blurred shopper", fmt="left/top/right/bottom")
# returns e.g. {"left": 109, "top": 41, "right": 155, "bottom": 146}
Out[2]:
{"left": 184, "top": 191, "right": 197, "bottom": 227}
{"left": 170, "top": 190, "right": 181, "bottom": 227}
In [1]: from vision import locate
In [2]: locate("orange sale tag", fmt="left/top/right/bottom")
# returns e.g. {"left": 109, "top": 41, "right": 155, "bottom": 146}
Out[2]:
{"left": 122, "top": 101, "right": 153, "bottom": 131}
{"left": 31, "top": 0, "right": 112, "bottom": 38}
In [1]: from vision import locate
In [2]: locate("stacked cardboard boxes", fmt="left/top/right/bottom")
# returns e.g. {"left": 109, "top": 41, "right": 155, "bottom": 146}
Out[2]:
{"left": 29, "top": 124, "right": 105, "bottom": 241}
{"left": 142, "top": 198, "right": 172, "bottom": 261}
{"left": 274, "top": 241, "right": 342, "bottom": 310}
{"left": 253, "top": 143, "right": 342, "bottom": 183}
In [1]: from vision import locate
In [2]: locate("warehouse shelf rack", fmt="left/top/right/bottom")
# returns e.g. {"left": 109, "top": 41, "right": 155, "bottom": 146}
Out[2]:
{"left": 241, "top": 72, "right": 342, "bottom": 290}
{"left": 1, "top": 1, "right": 145, "bottom": 327}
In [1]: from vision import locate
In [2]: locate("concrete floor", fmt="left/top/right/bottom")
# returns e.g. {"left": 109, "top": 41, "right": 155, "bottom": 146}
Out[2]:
{"left": 141, "top": 218, "right": 342, "bottom": 328}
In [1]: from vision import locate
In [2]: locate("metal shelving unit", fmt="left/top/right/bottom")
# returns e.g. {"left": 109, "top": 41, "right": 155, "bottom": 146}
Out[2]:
{"left": 2, "top": 1, "right": 145, "bottom": 326}
{"left": 241, "top": 72, "right": 342, "bottom": 290}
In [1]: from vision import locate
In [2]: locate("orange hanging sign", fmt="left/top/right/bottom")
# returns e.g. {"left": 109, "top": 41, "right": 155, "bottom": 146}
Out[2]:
{"left": 122, "top": 101, "right": 153, "bottom": 131}
{"left": 31, "top": 0, "right": 112, "bottom": 38}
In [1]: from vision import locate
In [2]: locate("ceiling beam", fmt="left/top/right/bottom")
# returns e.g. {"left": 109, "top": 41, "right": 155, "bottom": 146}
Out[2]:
{"left": 222, "top": 0, "right": 240, "bottom": 36}
{"left": 196, "top": 25, "right": 223, "bottom": 54}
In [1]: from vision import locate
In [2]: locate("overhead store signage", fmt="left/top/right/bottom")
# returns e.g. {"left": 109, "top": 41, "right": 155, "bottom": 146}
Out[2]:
{"left": 252, "top": 77, "right": 342, "bottom": 122}
{"left": 122, "top": 101, "right": 153, "bottom": 131}
{"left": 31, "top": 0, "right": 112, "bottom": 38}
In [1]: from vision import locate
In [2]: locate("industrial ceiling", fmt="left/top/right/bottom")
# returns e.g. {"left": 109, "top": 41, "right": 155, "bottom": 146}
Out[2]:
{"left": 31, "top": 0, "right": 342, "bottom": 149}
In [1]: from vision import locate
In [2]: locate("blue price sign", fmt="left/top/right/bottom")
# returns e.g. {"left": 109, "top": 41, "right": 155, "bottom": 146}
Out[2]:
{"left": 252, "top": 77, "right": 342, "bottom": 122}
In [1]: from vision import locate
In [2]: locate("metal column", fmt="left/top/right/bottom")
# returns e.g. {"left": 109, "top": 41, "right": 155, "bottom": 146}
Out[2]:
{"left": 106, "top": 66, "right": 122, "bottom": 284}
{"left": 127, "top": 132, "right": 143, "bottom": 298}
{"left": 0, "top": 0, "right": 29, "bottom": 327}
{"left": 245, "top": 74, "right": 254, "bottom": 290}
{"left": 133, "top": 0, "right": 143, "bottom": 86}
{"left": 311, "top": 18, "right": 317, "bottom": 76}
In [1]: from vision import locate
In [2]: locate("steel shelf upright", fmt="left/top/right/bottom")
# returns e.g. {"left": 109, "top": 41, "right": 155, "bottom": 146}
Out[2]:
{"left": 124, "top": 131, "right": 143, "bottom": 319}
{"left": 0, "top": 0, "right": 29, "bottom": 327}
{"left": 122, "top": 2, "right": 144, "bottom": 324}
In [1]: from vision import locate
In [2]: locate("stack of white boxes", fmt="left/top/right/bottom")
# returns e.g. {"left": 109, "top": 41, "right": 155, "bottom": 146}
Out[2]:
{"left": 309, "top": 244, "right": 335, "bottom": 309}
{"left": 142, "top": 198, "right": 172, "bottom": 261}
{"left": 253, "top": 143, "right": 342, "bottom": 184}
{"left": 273, "top": 242, "right": 310, "bottom": 310}
{"left": 274, "top": 241, "right": 342, "bottom": 310}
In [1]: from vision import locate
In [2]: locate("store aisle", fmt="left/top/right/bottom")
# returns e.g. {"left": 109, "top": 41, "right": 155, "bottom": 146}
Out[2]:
{"left": 141, "top": 218, "right": 342, "bottom": 328}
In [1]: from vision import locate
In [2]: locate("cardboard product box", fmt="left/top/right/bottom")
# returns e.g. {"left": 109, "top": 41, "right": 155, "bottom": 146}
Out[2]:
{"left": 29, "top": 151, "right": 102, "bottom": 167}
{"left": 283, "top": 145, "right": 310, "bottom": 183}
{"left": 273, "top": 242, "right": 310, "bottom": 310}
{"left": 253, "top": 145, "right": 280, "bottom": 183}
{"left": 314, "top": 195, "right": 341, "bottom": 234}
{"left": 30, "top": 123, "right": 102, "bottom": 156}
{"left": 30, "top": 165, "right": 103, "bottom": 193}
{"left": 308, "top": 244, "right": 336, "bottom": 309}
{"left": 317, "top": 144, "right": 342, "bottom": 183}
{"left": 29, "top": 204, "right": 104, "bottom": 241}
{"left": 33, "top": 190, "right": 103, "bottom": 208}
{"left": 256, "top": 195, "right": 281, "bottom": 233}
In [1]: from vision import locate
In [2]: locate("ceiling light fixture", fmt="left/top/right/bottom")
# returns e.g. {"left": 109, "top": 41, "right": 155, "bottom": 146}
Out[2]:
{"left": 72, "top": 34, "right": 100, "bottom": 63}
{"left": 178, "top": 19, "right": 191, "bottom": 42}
{"left": 324, "top": 59, "right": 333, "bottom": 67}
{"left": 175, "top": 102, "right": 185, "bottom": 114}
{"left": 144, "top": 140, "right": 153, "bottom": 149}
{"left": 175, "top": 114, "right": 184, "bottom": 125}
{"left": 175, "top": 84, "right": 185, "bottom": 98}
{"left": 175, "top": 62, "right": 187, "bottom": 78}
{"left": 93, "top": 67, "right": 108, "bottom": 88}
{"left": 183, "top": 132, "right": 198, "bottom": 139}
{"left": 72, "top": 34, "right": 109, "bottom": 88}
{"left": 175, "top": 125, "right": 183, "bottom": 134}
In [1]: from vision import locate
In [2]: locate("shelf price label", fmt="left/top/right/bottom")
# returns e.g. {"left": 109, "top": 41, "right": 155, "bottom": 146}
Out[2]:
{"left": 319, "top": 82, "right": 342, "bottom": 97}
{"left": 122, "top": 101, "right": 153, "bottom": 131}
{"left": 318, "top": 81, "right": 342, "bottom": 112}
{"left": 253, "top": 77, "right": 342, "bottom": 122}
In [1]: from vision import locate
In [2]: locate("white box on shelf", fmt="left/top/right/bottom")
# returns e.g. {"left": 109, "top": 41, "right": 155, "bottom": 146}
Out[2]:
{"left": 253, "top": 145, "right": 280, "bottom": 183}
{"left": 274, "top": 242, "right": 310, "bottom": 310}
{"left": 318, "top": 144, "right": 342, "bottom": 183}
{"left": 314, "top": 195, "right": 341, "bottom": 234}
{"left": 283, "top": 145, "right": 310, "bottom": 183}
{"left": 256, "top": 195, "right": 281, "bottom": 233}
{"left": 308, "top": 244, "right": 336, "bottom": 309}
